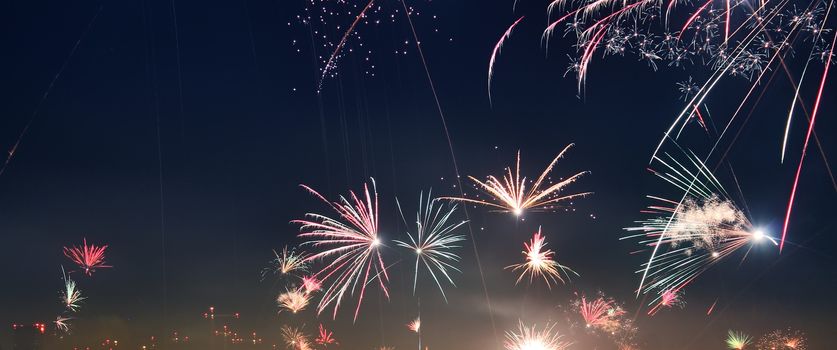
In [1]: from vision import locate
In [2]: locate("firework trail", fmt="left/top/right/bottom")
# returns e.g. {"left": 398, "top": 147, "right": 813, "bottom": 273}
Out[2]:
{"left": 395, "top": 191, "right": 467, "bottom": 302}
{"left": 277, "top": 288, "right": 311, "bottom": 314}
{"left": 281, "top": 326, "right": 312, "bottom": 350}
{"left": 507, "top": 227, "right": 577, "bottom": 289}
{"left": 504, "top": 321, "right": 573, "bottom": 350}
{"left": 293, "top": 179, "right": 389, "bottom": 321}
{"left": 756, "top": 329, "right": 807, "bottom": 350}
{"left": 442, "top": 144, "right": 591, "bottom": 216}
{"left": 261, "top": 246, "right": 308, "bottom": 280}
{"left": 315, "top": 0, "right": 376, "bottom": 92}
{"left": 727, "top": 330, "right": 753, "bottom": 349}
{"left": 315, "top": 324, "right": 338, "bottom": 347}
{"left": 489, "top": 16, "right": 525, "bottom": 105}
{"left": 63, "top": 238, "right": 110, "bottom": 276}
{"left": 624, "top": 150, "right": 778, "bottom": 311}
{"left": 60, "top": 267, "right": 85, "bottom": 312}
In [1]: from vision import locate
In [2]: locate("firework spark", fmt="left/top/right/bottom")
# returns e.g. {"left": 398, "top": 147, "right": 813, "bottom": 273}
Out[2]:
{"left": 504, "top": 321, "right": 573, "bottom": 350}
{"left": 63, "top": 238, "right": 110, "bottom": 276}
{"left": 281, "top": 326, "right": 312, "bottom": 350}
{"left": 315, "top": 324, "right": 338, "bottom": 347}
{"left": 301, "top": 275, "right": 321, "bottom": 294}
{"left": 507, "top": 227, "right": 577, "bottom": 288}
{"left": 395, "top": 191, "right": 466, "bottom": 302}
{"left": 262, "top": 246, "right": 308, "bottom": 279}
{"left": 727, "top": 330, "right": 752, "bottom": 349}
{"left": 60, "top": 267, "right": 85, "bottom": 312}
{"left": 443, "top": 144, "right": 590, "bottom": 216}
{"left": 625, "top": 151, "right": 778, "bottom": 310}
{"left": 577, "top": 294, "right": 624, "bottom": 332}
{"left": 293, "top": 179, "right": 389, "bottom": 320}
{"left": 756, "top": 329, "right": 807, "bottom": 350}
{"left": 277, "top": 288, "right": 311, "bottom": 314}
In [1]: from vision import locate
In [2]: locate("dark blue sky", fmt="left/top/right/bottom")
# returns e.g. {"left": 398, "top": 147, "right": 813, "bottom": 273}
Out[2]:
{"left": 1, "top": 0, "right": 835, "bottom": 349}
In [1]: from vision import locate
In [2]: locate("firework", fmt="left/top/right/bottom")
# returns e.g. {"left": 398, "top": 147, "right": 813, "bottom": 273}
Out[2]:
{"left": 281, "top": 326, "right": 312, "bottom": 350}
{"left": 407, "top": 317, "right": 421, "bottom": 333}
{"left": 576, "top": 294, "right": 625, "bottom": 332}
{"left": 443, "top": 144, "right": 591, "bottom": 216}
{"left": 395, "top": 191, "right": 466, "bottom": 302}
{"left": 727, "top": 330, "right": 753, "bottom": 349}
{"left": 277, "top": 288, "right": 310, "bottom": 314}
{"left": 625, "top": 150, "right": 778, "bottom": 310}
{"left": 293, "top": 179, "right": 389, "bottom": 320}
{"left": 315, "top": 324, "right": 338, "bottom": 347}
{"left": 504, "top": 321, "right": 573, "bottom": 350}
{"left": 489, "top": 16, "right": 525, "bottom": 105}
{"left": 60, "top": 267, "right": 85, "bottom": 312}
{"left": 63, "top": 238, "right": 110, "bottom": 276}
{"left": 262, "top": 246, "right": 308, "bottom": 280}
{"left": 756, "top": 329, "right": 807, "bottom": 350}
{"left": 54, "top": 316, "right": 71, "bottom": 333}
{"left": 507, "top": 227, "right": 577, "bottom": 288}
{"left": 301, "top": 275, "right": 322, "bottom": 294}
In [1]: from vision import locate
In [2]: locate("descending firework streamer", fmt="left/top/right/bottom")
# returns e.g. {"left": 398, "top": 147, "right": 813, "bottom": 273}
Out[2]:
{"left": 395, "top": 191, "right": 467, "bottom": 302}
{"left": 63, "top": 238, "right": 110, "bottom": 276}
{"left": 60, "top": 267, "right": 85, "bottom": 312}
{"left": 291, "top": 0, "right": 442, "bottom": 92}
{"left": 442, "top": 144, "right": 591, "bottom": 217}
{"left": 507, "top": 227, "right": 577, "bottom": 288}
{"left": 756, "top": 329, "right": 807, "bottom": 350}
{"left": 624, "top": 150, "right": 778, "bottom": 312}
{"left": 727, "top": 330, "right": 753, "bottom": 349}
{"left": 315, "top": 324, "right": 338, "bottom": 347}
{"left": 488, "top": 16, "right": 525, "bottom": 105}
{"left": 504, "top": 321, "right": 574, "bottom": 350}
{"left": 292, "top": 179, "right": 389, "bottom": 321}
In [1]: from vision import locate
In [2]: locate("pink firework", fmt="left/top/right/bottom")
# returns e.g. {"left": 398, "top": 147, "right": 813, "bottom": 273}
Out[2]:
{"left": 63, "top": 238, "right": 111, "bottom": 276}
{"left": 507, "top": 227, "right": 577, "bottom": 288}
{"left": 648, "top": 289, "right": 685, "bottom": 315}
{"left": 407, "top": 317, "right": 421, "bottom": 333}
{"left": 301, "top": 275, "right": 321, "bottom": 294}
{"left": 315, "top": 324, "right": 338, "bottom": 347}
{"left": 488, "top": 16, "right": 525, "bottom": 105}
{"left": 578, "top": 295, "right": 623, "bottom": 330}
{"left": 293, "top": 179, "right": 389, "bottom": 321}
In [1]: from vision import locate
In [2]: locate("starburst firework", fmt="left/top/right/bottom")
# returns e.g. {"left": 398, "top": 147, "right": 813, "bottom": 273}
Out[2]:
{"left": 63, "top": 238, "right": 110, "bottom": 276}
{"left": 727, "top": 330, "right": 752, "bottom": 349}
{"left": 504, "top": 321, "right": 573, "bottom": 350}
{"left": 60, "top": 267, "right": 85, "bottom": 312}
{"left": 507, "top": 227, "right": 577, "bottom": 288}
{"left": 443, "top": 145, "right": 591, "bottom": 216}
{"left": 293, "top": 179, "right": 389, "bottom": 320}
{"left": 395, "top": 191, "right": 466, "bottom": 302}
{"left": 277, "top": 288, "right": 310, "bottom": 314}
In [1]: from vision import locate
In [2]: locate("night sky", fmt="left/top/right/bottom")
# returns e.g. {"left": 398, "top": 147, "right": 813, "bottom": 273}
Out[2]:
{"left": 2, "top": 0, "right": 836, "bottom": 349}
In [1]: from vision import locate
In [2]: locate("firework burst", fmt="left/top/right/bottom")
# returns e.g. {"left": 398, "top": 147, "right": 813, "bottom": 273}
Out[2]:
{"left": 395, "top": 191, "right": 466, "bottom": 302}
{"left": 60, "top": 267, "right": 85, "bottom": 312}
{"left": 442, "top": 144, "right": 591, "bottom": 217}
{"left": 281, "top": 326, "right": 312, "bottom": 350}
{"left": 507, "top": 227, "right": 577, "bottom": 288}
{"left": 625, "top": 150, "right": 778, "bottom": 311}
{"left": 727, "top": 330, "right": 753, "bottom": 349}
{"left": 63, "top": 238, "right": 110, "bottom": 276}
{"left": 315, "top": 324, "right": 338, "bottom": 347}
{"left": 407, "top": 317, "right": 421, "bottom": 333}
{"left": 504, "top": 321, "right": 573, "bottom": 350}
{"left": 54, "top": 316, "right": 71, "bottom": 333}
{"left": 292, "top": 179, "right": 389, "bottom": 320}
{"left": 262, "top": 246, "right": 308, "bottom": 280}
{"left": 756, "top": 329, "right": 807, "bottom": 350}
{"left": 277, "top": 288, "right": 311, "bottom": 314}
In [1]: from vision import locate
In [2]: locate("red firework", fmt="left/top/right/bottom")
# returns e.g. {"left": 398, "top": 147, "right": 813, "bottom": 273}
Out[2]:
{"left": 63, "top": 238, "right": 111, "bottom": 276}
{"left": 315, "top": 324, "right": 338, "bottom": 347}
